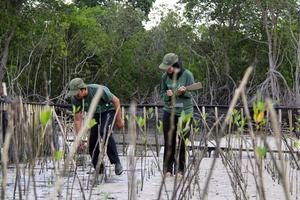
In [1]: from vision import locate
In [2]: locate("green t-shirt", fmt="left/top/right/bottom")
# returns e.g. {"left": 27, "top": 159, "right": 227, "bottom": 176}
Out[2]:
{"left": 71, "top": 84, "right": 115, "bottom": 114}
{"left": 160, "top": 69, "right": 195, "bottom": 116}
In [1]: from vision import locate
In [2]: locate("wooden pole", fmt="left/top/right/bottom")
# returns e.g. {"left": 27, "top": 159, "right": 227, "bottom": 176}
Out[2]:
{"left": 122, "top": 106, "right": 125, "bottom": 155}
{"left": 154, "top": 107, "right": 159, "bottom": 157}
{"left": 214, "top": 107, "right": 219, "bottom": 135}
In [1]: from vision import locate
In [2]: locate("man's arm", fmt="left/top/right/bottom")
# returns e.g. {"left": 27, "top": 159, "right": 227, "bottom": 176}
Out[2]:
{"left": 111, "top": 95, "right": 125, "bottom": 129}
{"left": 74, "top": 111, "right": 85, "bottom": 150}
{"left": 74, "top": 112, "right": 82, "bottom": 134}
{"left": 177, "top": 71, "right": 195, "bottom": 97}
{"left": 160, "top": 74, "right": 172, "bottom": 102}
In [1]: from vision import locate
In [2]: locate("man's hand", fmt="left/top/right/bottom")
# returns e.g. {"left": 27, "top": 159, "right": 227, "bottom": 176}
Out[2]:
{"left": 116, "top": 119, "right": 125, "bottom": 129}
{"left": 77, "top": 140, "right": 86, "bottom": 153}
{"left": 167, "top": 90, "right": 174, "bottom": 97}
{"left": 177, "top": 86, "right": 186, "bottom": 95}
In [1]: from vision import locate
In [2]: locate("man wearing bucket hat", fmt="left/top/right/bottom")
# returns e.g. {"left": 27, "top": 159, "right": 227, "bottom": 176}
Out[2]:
{"left": 67, "top": 78, "right": 124, "bottom": 175}
{"left": 159, "top": 53, "right": 195, "bottom": 177}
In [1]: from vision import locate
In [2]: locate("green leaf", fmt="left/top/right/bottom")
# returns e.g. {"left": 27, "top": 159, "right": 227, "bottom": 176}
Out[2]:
{"left": 185, "top": 138, "right": 189, "bottom": 146}
{"left": 241, "top": 118, "right": 246, "bottom": 128}
{"left": 142, "top": 136, "right": 147, "bottom": 145}
{"left": 135, "top": 116, "right": 145, "bottom": 127}
{"left": 180, "top": 111, "right": 186, "bottom": 121}
{"left": 40, "top": 109, "right": 51, "bottom": 126}
{"left": 157, "top": 120, "right": 163, "bottom": 134}
{"left": 255, "top": 147, "right": 267, "bottom": 159}
{"left": 293, "top": 140, "right": 299, "bottom": 148}
{"left": 148, "top": 107, "right": 153, "bottom": 114}
{"left": 185, "top": 112, "right": 193, "bottom": 122}
{"left": 54, "top": 150, "right": 64, "bottom": 161}
{"left": 88, "top": 118, "right": 97, "bottom": 128}
{"left": 72, "top": 105, "right": 81, "bottom": 114}
{"left": 178, "top": 117, "right": 183, "bottom": 131}
{"left": 139, "top": 118, "right": 145, "bottom": 127}
{"left": 253, "top": 103, "right": 258, "bottom": 115}
{"left": 257, "top": 101, "right": 265, "bottom": 112}
{"left": 296, "top": 116, "right": 300, "bottom": 123}
{"left": 183, "top": 123, "right": 190, "bottom": 133}
{"left": 201, "top": 112, "right": 207, "bottom": 121}
{"left": 289, "top": 127, "right": 295, "bottom": 132}
{"left": 193, "top": 119, "right": 199, "bottom": 126}
{"left": 156, "top": 120, "right": 163, "bottom": 134}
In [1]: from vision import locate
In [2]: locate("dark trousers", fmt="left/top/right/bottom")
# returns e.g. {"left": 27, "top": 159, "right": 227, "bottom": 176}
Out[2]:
{"left": 89, "top": 110, "right": 120, "bottom": 169}
{"left": 163, "top": 111, "right": 191, "bottom": 174}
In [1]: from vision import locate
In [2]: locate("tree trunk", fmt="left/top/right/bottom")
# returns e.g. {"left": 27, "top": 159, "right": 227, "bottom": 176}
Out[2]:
{"left": 0, "top": 28, "right": 15, "bottom": 96}
{"left": 261, "top": 4, "right": 280, "bottom": 102}
{"left": 0, "top": 0, "right": 25, "bottom": 96}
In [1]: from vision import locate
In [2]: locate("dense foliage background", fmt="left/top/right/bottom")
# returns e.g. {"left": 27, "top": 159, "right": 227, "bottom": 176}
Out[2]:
{"left": 0, "top": 0, "right": 299, "bottom": 105}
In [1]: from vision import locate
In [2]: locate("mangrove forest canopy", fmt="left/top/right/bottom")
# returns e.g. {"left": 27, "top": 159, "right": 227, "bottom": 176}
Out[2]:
{"left": 0, "top": 0, "right": 300, "bottom": 105}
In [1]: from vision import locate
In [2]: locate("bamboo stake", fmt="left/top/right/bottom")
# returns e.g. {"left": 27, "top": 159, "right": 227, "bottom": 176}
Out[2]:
{"left": 155, "top": 106, "right": 160, "bottom": 157}
{"left": 1, "top": 105, "right": 13, "bottom": 200}
{"left": 0, "top": 103, "right": 3, "bottom": 153}
{"left": 122, "top": 106, "right": 125, "bottom": 155}
{"left": 215, "top": 107, "right": 219, "bottom": 135}
{"left": 128, "top": 103, "right": 137, "bottom": 200}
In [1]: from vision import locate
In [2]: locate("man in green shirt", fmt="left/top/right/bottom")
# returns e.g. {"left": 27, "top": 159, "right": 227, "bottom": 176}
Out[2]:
{"left": 67, "top": 78, "right": 124, "bottom": 175}
{"left": 159, "top": 53, "right": 195, "bottom": 177}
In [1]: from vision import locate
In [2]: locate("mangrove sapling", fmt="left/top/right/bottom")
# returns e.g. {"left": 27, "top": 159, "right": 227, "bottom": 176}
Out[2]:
{"left": 155, "top": 107, "right": 160, "bottom": 157}
{"left": 266, "top": 98, "right": 291, "bottom": 200}
{"left": 217, "top": 111, "right": 249, "bottom": 200}
{"left": 220, "top": 153, "right": 246, "bottom": 200}
{"left": 70, "top": 164, "right": 78, "bottom": 199}
{"left": 177, "top": 150, "right": 204, "bottom": 199}
{"left": 215, "top": 109, "right": 249, "bottom": 199}
{"left": 199, "top": 67, "right": 254, "bottom": 200}
{"left": 190, "top": 119, "right": 199, "bottom": 157}
{"left": 134, "top": 109, "right": 149, "bottom": 191}
{"left": 52, "top": 109, "right": 71, "bottom": 160}
{"left": 200, "top": 108, "right": 209, "bottom": 156}
{"left": 254, "top": 96, "right": 268, "bottom": 200}
{"left": 192, "top": 95, "right": 225, "bottom": 199}
{"left": 224, "top": 147, "right": 250, "bottom": 198}
{"left": 241, "top": 90, "right": 268, "bottom": 200}
{"left": 140, "top": 136, "right": 171, "bottom": 199}
{"left": 27, "top": 112, "right": 38, "bottom": 200}
{"left": 88, "top": 105, "right": 121, "bottom": 199}
{"left": 138, "top": 128, "right": 171, "bottom": 198}
{"left": 178, "top": 115, "right": 224, "bottom": 199}
{"left": 126, "top": 106, "right": 169, "bottom": 198}
{"left": 70, "top": 164, "right": 86, "bottom": 200}
{"left": 281, "top": 136, "right": 300, "bottom": 171}
{"left": 232, "top": 108, "right": 247, "bottom": 194}
{"left": 12, "top": 131, "right": 22, "bottom": 200}
{"left": 170, "top": 112, "right": 192, "bottom": 199}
